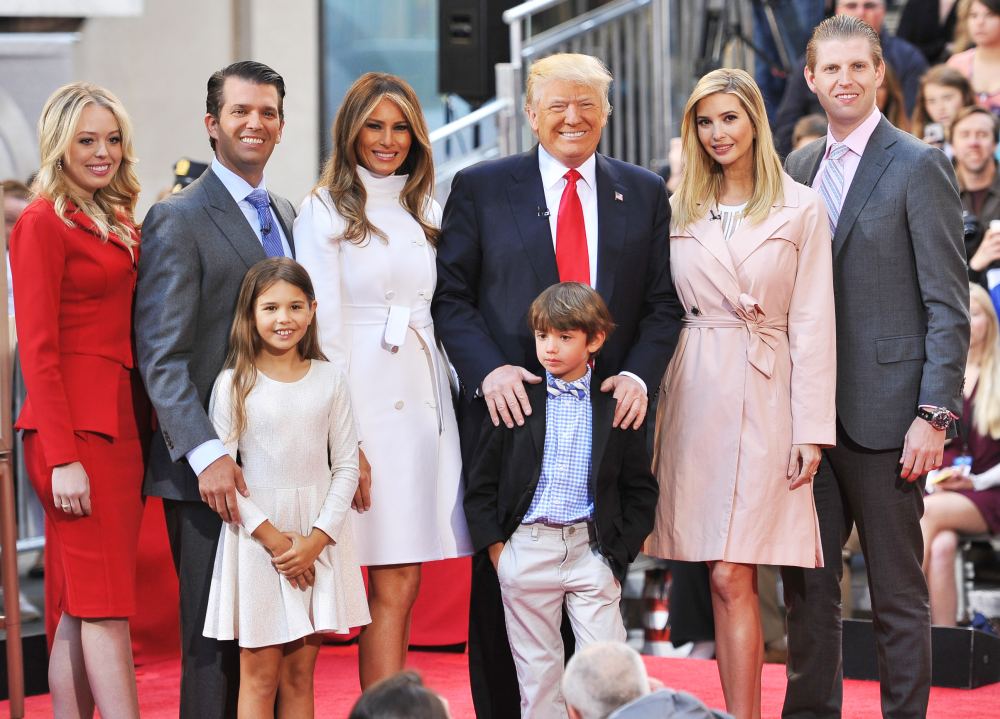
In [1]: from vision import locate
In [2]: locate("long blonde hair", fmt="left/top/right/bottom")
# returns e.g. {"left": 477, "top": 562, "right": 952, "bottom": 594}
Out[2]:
{"left": 223, "top": 258, "right": 327, "bottom": 440}
{"left": 315, "top": 72, "right": 438, "bottom": 246}
{"left": 970, "top": 284, "right": 1000, "bottom": 439}
{"left": 33, "top": 82, "right": 139, "bottom": 246}
{"left": 671, "top": 68, "right": 784, "bottom": 231}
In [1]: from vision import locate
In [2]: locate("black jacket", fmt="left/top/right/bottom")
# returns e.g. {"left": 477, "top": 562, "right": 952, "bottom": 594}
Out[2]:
{"left": 463, "top": 382, "right": 658, "bottom": 582}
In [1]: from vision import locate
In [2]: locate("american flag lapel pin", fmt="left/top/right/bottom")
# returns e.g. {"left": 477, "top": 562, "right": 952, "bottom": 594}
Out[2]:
{"left": 614, "top": 191, "right": 624, "bottom": 202}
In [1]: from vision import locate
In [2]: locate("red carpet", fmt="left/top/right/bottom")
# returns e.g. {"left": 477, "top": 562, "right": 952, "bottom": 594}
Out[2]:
{"left": 9, "top": 645, "right": 999, "bottom": 717}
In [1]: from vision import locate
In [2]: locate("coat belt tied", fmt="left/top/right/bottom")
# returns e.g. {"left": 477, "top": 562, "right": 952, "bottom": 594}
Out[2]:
{"left": 682, "top": 293, "right": 787, "bottom": 378}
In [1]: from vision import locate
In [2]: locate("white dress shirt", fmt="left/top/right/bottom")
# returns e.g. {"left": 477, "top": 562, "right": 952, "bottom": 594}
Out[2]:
{"left": 534, "top": 146, "right": 646, "bottom": 395}
{"left": 538, "top": 145, "right": 599, "bottom": 286}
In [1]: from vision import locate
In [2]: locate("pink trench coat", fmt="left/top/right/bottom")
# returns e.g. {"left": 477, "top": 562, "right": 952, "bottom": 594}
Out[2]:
{"left": 645, "top": 174, "right": 836, "bottom": 568}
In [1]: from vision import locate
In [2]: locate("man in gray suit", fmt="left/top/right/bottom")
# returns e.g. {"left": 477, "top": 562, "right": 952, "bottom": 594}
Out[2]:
{"left": 135, "top": 61, "right": 295, "bottom": 719}
{"left": 781, "top": 16, "right": 969, "bottom": 719}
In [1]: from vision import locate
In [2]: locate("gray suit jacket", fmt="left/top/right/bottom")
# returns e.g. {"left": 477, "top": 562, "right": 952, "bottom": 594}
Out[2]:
{"left": 136, "top": 168, "right": 296, "bottom": 501}
{"left": 785, "top": 117, "right": 969, "bottom": 450}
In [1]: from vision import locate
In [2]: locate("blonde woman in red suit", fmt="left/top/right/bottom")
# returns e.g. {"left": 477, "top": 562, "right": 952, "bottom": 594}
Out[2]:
{"left": 9, "top": 82, "right": 147, "bottom": 719}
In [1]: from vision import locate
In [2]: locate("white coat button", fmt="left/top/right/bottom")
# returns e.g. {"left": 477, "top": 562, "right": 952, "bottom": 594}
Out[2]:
{"left": 385, "top": 290, "right": 395, "bottom": 300}
{"left": 394, "top": 401, "right": 404, "bottom": 410}
{"left": 390, "top": 346, "right": 399, "bottom": 354}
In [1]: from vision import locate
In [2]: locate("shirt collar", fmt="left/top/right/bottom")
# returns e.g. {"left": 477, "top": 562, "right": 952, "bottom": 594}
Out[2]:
{"left": 212, "top": 157, "right": 267, "bottom": 204}
{"left": 538, "top": 144, "right": 597, "bottom": 194}
{"left": 546, "top": 366, "right": 593, "bottom": 398}
{"left": 824, "top": 108, "right": 881, "bottom": 160}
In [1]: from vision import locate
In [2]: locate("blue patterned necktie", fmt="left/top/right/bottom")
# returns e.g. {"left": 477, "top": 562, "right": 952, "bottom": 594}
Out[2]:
{"left": 245, "top": 189, "right": 285, "bottom": 258}
{"left": 547, "top": 375, "right": 588, "bottom": 400}
{"left": 817, "top": 142, "right": 850, "bottom": 236}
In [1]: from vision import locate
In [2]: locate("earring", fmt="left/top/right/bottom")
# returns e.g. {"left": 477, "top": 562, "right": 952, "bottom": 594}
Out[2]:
{"left": 56, "top": 158, "right": 63, "bottom": 171}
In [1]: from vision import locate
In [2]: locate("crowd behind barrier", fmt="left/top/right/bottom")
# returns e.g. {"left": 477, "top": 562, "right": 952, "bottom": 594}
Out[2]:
{"left": 4, "top": 2, "right": 1000, "bottom": 718}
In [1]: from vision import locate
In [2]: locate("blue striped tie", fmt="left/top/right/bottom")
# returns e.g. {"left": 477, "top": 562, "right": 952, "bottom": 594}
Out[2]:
{"left": 245, "top": 189, "right": 285, "bottom": 258}
{"left": 817, "top": 142, "right": 850, "bottom": 237}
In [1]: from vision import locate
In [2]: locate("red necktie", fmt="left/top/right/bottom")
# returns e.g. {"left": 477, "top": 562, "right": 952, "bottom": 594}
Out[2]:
{"left": 556, "top": 169, "right": 589, "bottom": 284}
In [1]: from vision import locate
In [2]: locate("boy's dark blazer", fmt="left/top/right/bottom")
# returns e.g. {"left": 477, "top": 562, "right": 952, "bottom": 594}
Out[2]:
{"left": 464, "top": 381, "right": 658, "bottom": 582}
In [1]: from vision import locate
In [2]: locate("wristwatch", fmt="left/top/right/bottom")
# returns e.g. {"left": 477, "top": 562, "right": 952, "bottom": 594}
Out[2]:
{"left": 916, "top": 406, "right": 955, "bottom": 431}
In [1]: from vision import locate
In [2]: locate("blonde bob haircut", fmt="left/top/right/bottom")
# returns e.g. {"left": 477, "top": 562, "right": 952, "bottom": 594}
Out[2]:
{"left": 525, "top": 53, "right": 613, "bottom": 116}
{"left": 33, "top": 82, "right": 139, "bottom": 247}
{"left": 316, "top": 72, "right": 438, "bottom": 246}
{"left": 672, "top": 68, "right": 784, "bottom": 231}
{"left": 969, "top": 283, "right": 1000, "bottom": 439}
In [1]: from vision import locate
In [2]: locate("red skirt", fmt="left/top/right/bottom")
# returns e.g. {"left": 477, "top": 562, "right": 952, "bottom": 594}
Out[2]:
{"left": 25, "top": 368, "right": 148, "bottom": 618}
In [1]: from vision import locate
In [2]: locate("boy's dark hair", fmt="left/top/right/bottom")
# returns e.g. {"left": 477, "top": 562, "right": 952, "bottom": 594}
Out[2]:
{"left": 205, "top": 60, "right": 285, "bottom": 151}
{"left": 348, "top": 671, "right": 450, "bottom": 719}
{"left": 528, "top": 282, "right": 615, "bottom": 343}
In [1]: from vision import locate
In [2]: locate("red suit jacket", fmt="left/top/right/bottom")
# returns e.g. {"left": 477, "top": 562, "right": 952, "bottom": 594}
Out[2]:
{"left": 10, "top": 198, "right": 139, "bottom": 468}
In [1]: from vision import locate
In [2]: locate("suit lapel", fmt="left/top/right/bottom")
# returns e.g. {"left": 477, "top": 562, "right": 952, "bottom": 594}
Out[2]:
{"left": 589, "top": 388, "right": 615, "bottom": 490}
{"left": 595, "top": 154, "right": 626, "bottom": 305}
{"left": 682, "top": 211, "right": 738, "bottom": 282}
{"left": 833, "top": 119, "right": 895, "bottom": 258}
{"left": 271, "top": 194, "right": 296, "bottom": 257}
{"left": 528, "top": 382, "right": 548, "bottom": 460}
{"left": 200, "top": 169, "right": 267, "bottom": 269}
{"left": 806, "top": 143, "right": 824, "bottom": 185}
{"left": 507, "top": 148, "right": 559, "bottom": 287}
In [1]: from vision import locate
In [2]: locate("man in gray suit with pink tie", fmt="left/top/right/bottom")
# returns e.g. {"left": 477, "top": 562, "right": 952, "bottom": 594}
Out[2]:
{"left": 781, "top": 16, "right": 969, "bottom": 719}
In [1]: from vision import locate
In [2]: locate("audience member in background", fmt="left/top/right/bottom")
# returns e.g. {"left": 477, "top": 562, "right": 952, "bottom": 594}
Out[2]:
{"left": 348, "top": 671, "right": 451, "bottom": 719}
{"left": 911, "top": 64, "right": 977, "bottom": 154}
{"left": 3, "top": 179, "right": 30, "bottom": 313}
{"left": 2, "top": 176, "right": 43, "bottom": 623}
{"left": 11, "top": 81, "right": 147, "bottom": 719}
{"left": 645, "top": 67, "right": 835, "bottom": 719}
{"left": 562, "top": 641, "right": 733, "bottom": 719}
{"left": 773, "top": 0, "right": 928, "bottom": 155}
{"left": 791, "top": 113, "right": 828, "bottom": 150}
{"left": 948, "top": 0, "right": 1000, "bottom": 116}
{"left": 562, "top": 642, "right": 648, "bottom": 719}
{"left": 954, "top": 106, "right": 1000, "bottom": 282}
{"left": 921, "top": 284, "right": 1000, "bottom": 626}
{"left": 294, "top": 71, "right": 472, "bottom": 690}
{"left": 751, "top": 0, "right": 826, "bottom": 121}
{"left": 897, "top": 0, "right": 961, "bottom": 64}
{"left": 877, "top": 63, "right": 910, "bottom": 132}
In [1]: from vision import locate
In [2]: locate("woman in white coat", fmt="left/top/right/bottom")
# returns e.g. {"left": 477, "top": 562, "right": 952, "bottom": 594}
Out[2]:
{"left": 294, "top": 72, "right": 472, "bottom": 688}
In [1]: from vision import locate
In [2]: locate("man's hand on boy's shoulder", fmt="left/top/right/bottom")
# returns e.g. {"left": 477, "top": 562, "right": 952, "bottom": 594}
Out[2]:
{"left": 482, "top": 364, "right": 542, "bottom": 428}
{"left": 601, "top": 374, "right": 648, "bottom": 429}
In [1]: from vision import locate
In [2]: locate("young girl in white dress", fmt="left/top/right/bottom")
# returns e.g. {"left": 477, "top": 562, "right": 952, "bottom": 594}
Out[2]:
{"left": 202, "top": 257, "right": 370, "bottom": 717}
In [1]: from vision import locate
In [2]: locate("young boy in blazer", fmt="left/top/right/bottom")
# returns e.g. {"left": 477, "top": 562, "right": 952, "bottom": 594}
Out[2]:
{"left": 464, "top": 282, "right": 658, "bottom": 719}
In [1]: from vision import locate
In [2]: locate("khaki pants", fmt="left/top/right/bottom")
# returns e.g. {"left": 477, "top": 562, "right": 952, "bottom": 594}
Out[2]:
{"left": 497, "top": 522, "right": 626, "bottom": 719}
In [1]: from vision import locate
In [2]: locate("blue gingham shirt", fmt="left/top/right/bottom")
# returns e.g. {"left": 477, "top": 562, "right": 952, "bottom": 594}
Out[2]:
{"left": 523, "top": 368, "right": 594, "bottom": 524}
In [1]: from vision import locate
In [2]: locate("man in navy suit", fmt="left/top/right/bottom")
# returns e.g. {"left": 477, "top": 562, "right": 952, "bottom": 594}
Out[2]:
{"left": 432, "top": 52, "right": 683, "bottom": 719}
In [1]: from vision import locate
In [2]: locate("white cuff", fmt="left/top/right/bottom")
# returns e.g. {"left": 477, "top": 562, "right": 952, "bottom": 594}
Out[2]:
{"left": 186, "top": 439, "right": 229, "bottom": 478}
{"left": 618, "top": 371, "right": 647, "bottom": 395}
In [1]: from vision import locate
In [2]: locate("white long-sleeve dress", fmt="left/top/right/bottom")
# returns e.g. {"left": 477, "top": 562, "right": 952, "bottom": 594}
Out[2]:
{"left": 202, "top": 361, "right": 371, "bottom": 648}
{"left": 294, "top": 167, "right": 472, "bottom": 566}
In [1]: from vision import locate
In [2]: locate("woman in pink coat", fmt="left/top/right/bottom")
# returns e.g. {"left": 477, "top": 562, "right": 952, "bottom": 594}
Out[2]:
{"left": 645, "top": 68, "right": 836, "bottom": 719}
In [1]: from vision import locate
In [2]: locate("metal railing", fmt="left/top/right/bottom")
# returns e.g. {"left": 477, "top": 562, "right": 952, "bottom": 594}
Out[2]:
{"left": 430, "top": 0, "right": 676, "bottom": 196}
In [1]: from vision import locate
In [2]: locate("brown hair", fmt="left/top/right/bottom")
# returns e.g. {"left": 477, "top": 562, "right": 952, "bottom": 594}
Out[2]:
{"left": 223, "top": 258, "right": 327, "bottom": 440}
{"left": 911, "top": 65, "right": 976, "bottom": 136}
{"left": 879, "top": 64, "right": 910, "bottom": 132}
{"left": 951, "top": 104, "right": 1000, "bottom": 143}
{"left": 528, "top": 282, "right": 615, "bottom": 344}
{"left": 315, "top": 72, "right": 438, "bottom": 247}
{"left": 792, "top": 114, "right": 828, "bottom": 148}
{"left": 205, "top": 60, "right": 285, "bottom": 152}
{"left": 805, "top": 15, "right": 883, "bottom": 72}
{"left": 1, "top": 179, "right": 31, "bottom": 201}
